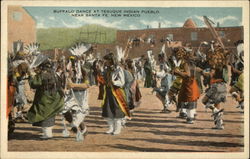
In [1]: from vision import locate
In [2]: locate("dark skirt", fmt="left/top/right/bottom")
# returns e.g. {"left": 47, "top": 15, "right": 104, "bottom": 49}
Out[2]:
{"left": 181, "top": 102, "right": 197, "bottom": 109}
{"left": 205, "top": 82, "right": 227, "bottom": 104}
{"left": 154, "top": 87, "right": 168, "bottom": 99}
{"left": 32, "top": 117, "right": 55, "bottom": 127}
{"left": 144, "top": 74, "right": 152, "bottom": 88}
{"left": 102, "top": 87, "right": 125, "bottom": 118}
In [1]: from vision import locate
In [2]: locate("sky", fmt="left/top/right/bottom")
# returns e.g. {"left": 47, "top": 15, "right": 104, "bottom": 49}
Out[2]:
{"left": 24, "top": 7, "right": 242, "bottom": 30}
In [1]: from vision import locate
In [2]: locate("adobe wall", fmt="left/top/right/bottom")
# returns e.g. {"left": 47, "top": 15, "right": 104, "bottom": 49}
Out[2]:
{"left": 116, "top": 26, "right": 242, "bottom": 58}
{"left": 42, "top": 26, "right": 242, "bottom": 60}
{"left": 8, "top": 6, "right": 36, "bottom": 53}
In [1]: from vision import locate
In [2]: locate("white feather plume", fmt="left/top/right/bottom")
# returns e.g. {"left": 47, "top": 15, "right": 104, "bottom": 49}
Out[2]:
{"left": 164, "top": 63, "right": 170, "bottom": 70}
{"left": 86, "top": 53, "right": 95, "bottom": 64}
{"left": 196, "top": 50, "right": 206, "bottom": 61}
{"left": 13, "top": 40, "right": 23, "bottom": 54}
{"left": 147, "top": 50, "right": 155, "bottom": 66}
{"left": 147, "top": 38, "right": 150, "bottom": 43}
{"left": 236, "top": 43, "right": 244, "bottom": 58}
{"left": 69, "top": 43, "right": 91, "bottom": 57}
{"left": 16, "top": 40, "right": 22, "bottom": 53}
{"left": 116, "top": 46, "right": 125, "bottom": 62}
{"left": 24, "top": 42, "right": 40, "bottom": 55}
{"left": 202, "top": 41, "right": 209, "bottom": 45}
{"left": 210, "top": 43, "right": 214, "bottom": 53}
{"left": 161, "top": 44, "right": 165, "bottom": 54}
{"left": 147, "top": 50, "right": 152, "bottom": 58}
{"left": 172, "top": 56, "right": 181, "bottom": 67}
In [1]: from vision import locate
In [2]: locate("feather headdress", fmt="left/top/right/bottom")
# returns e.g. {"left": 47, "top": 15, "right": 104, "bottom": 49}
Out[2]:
{"left": 196, "top": 50, "right": 206, "bottom": 61}
{"left": 147, "top": 35, "right": 154, "bottom": 44}
{"left": 166, "top": 37, "right": 173, "bottom": 42}
{"left": 172, "top": 56, "right": 182, "bottom": 67}
{"left": 147, "top": 50, "right": 153, "bottom": 59}
{"left": 236, "top": 42, "right": 244, "bottom": 63}
{"left": 69, "top": 43, "right": 91, "bottom": 57}
{"left": 160, "top": 44, "right": 165, "bottom": 54}
{"left": 24, "top": 42, "right": 40, "bottom": 56}
{"left": 29, "top": 53, "right": 49, "bottom": 69}
{"left": 147, "top": 50, "right": 155, "bottom": 65}
{"left": 13, "top": 40, "right": 23, "bottom": 55}
{"left": 164, "top": 62, "right": 171, "bottom": 71}
{"left": 116, "top": 46, "right": 125, "bottom": 62}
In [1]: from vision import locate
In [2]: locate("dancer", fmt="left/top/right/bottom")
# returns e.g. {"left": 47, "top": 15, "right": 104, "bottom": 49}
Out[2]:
{"left": 168, "top": 48, "right": 186, "bottom": 118}
{"left": 153, "top": 51, "right": 174, "bottom": 113}
{"left": 27, "top": 54, "right": 64, "bottom": 139}
{"left": 61, "top": 43, "right": 91, "bottom": 141}
{"left": 230, "top": 74, "right": 244, "bottom": 112}
{"left": 7, "top": 60, "right": 16, "bottom": 135}
{"left": 230, "top": 40, "right": 244, "bottom": 87}
{"left": 102, "top": 53, "right": 130, "bottom": 135}
{"left": 127, "top": 59, "right": 142, "bottom": 109}
{"left": 13, "top": 60, "right": 30, "bottom": 122}
{"left": 144, "top": 50, "right": 153, "bottom": 88}
{"left": 96, "top": 59, "right": 105, "bottom": 100}
{"left": 134, "top": 55, "right": 145, "bottom": 82}
{"left": 173, "top": 52, "right": 201, "bottom": 124}
{"left": 202, "top": 44, "right": 229, "bottom": 129}
{"left": 229, "top": 40, "right": 244, "bottom": 111}
{"left": 10, "top": 50, "right": 30, "bottom": 122}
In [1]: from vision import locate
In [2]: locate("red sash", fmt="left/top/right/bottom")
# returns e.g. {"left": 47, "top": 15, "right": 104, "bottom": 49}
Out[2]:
{"left": 112, "top": 87, "right": 131, "bottom": 117}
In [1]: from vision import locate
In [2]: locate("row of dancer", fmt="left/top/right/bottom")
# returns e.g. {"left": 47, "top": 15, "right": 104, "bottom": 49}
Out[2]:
{"left": 152, "top": 40, "right": 244, "bottom": 129}
{"left": 7, "top": 39, "right": 243, "bottom": 141}
{"left": 7, "top": 42, "right": 142, "bottom": 140}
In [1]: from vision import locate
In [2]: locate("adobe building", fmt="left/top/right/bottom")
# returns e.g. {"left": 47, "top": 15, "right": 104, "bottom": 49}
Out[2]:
{"left": 116, "top": 18, "right": 243, "bottom": 58}
{"left": 8, "top": 6, "right": 36, "bottom": 53}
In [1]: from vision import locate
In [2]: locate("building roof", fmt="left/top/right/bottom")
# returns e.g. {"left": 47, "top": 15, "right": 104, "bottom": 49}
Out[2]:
{"left": 22, "top": 7, "right": 37, "bottom": 22}
{"left": 183, "top": 18, "right": 197, "bottom": 28}
{"left": 117, "top": 25, "right": 242, "bottom": 32}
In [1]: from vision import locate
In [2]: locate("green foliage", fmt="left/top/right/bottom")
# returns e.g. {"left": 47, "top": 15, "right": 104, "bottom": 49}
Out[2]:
{"left": 37, "top": 24, "right": 117, "bottom": 50}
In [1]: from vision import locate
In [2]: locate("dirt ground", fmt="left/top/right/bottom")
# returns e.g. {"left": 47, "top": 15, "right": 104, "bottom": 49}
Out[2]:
{"left": 8, "top": 85, "right": 244, "bottom": 152}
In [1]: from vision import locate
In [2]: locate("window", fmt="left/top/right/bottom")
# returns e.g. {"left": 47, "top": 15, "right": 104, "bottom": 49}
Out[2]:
{"left": 191, "top": 32, "right": 197, "bottom": 41}
{"left": 166, "top": 34, "right": 174, "bottom": 41}
{"left": 219, "top": 31, "right": 225, "bottom": 38}
{"left": 12, "top": 11, "right": 22, "bottom": 21}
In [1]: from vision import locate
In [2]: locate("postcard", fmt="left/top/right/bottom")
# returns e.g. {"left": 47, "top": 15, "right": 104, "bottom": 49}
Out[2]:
{"left": 1, "top": 1, "right": 249, "bottom": 159}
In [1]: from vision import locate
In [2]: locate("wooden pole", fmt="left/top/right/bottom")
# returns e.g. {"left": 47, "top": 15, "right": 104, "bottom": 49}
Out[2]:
{"left": 203, "top": 16, "right": 225, "bottom": 49}
{"left": 54, "top": 48, "right": 58, "bottom": 60}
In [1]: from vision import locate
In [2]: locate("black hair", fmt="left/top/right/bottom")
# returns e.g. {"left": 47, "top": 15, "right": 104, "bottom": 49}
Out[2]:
{"left": 103, "top": 52, "right": 117, "bottom": 66}
{"left": 158, "top": 53, "right": 165, "bottom": 61}
{"left": 234, "top": 40, "right": 244, "bottom": 46}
